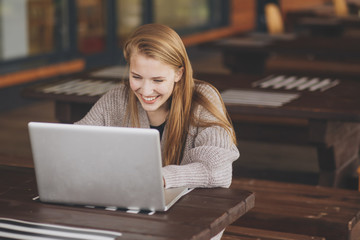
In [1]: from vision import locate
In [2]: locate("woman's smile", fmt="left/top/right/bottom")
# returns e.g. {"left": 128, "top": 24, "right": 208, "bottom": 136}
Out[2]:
{"left": 141, "top": 94, "right": 159, "bottom": 103}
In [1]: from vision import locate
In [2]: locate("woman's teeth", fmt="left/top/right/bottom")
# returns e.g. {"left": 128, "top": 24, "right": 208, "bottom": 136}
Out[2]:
{"left": 143, "top": 96, "right": 156, "bottom": 101}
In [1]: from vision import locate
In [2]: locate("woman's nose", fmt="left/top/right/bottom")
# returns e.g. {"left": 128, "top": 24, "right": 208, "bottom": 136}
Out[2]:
{"left": 141, "top": 80, "right": 154, "bottom": 95}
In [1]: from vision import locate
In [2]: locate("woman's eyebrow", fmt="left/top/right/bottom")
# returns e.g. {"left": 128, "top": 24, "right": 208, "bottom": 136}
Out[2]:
{"left": 151, "top": 76, "right": 166, "bottom": 80}
{"left": 130, "top": 71, "right": 140, "bottom": 76}
{"left": 130, "top": 71, "right": 165, "bottom": 79}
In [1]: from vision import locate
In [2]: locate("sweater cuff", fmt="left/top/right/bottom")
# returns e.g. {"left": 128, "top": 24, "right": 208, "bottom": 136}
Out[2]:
{"left": 162, "top": 164, "right": 209, "bottom": 189}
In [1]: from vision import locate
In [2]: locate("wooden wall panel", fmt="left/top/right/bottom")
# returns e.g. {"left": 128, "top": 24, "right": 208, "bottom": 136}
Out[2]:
{"left": 0, "top": 59, "right": 85, "bottom": 88}
{"left": 182, "top": 0, "right": 256, "bottom": 46}
{"left": 231, "top": 0, "right": 256, "bottom": 32}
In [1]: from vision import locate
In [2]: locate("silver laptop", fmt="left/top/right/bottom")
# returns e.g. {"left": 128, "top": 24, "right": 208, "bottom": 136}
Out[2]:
{"left": 28, "top": 122, "right": 191, "bottom": 212}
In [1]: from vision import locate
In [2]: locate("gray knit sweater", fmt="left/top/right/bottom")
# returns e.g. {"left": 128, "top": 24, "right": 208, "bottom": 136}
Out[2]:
{"left": 75, "top": 82, "right": 239, "bottom": 189}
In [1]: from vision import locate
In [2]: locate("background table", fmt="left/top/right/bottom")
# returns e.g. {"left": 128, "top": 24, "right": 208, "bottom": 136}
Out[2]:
{"left": 285, "top": 3, "right": 360, "bottom": 35}
{"left": 199, "top": 72, "right": 360, "bottom": 188}
{"left": 203, "top": 33, "right": 360, "bottom": 74}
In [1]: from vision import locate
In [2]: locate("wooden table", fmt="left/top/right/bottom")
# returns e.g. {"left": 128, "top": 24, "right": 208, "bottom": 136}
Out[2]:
{"left": 285, "top": 3, "right": 360, "bottom": 35}
{"left": 230, "top": 178, "right": 360, "bottom": 240}
{"left": 22, "top": 71, "right": 122, "bottom": 123}
{"left": 0, "top": 165, "right": 254, "bottom": 239}
{"left": 202, "top": 33, "right": 360, "bottom": 74}
{"left": 199, "top": 72, "right": 360, "bottom": 188}
{"left": 22, "top": 68, "right": 360, "bottom": 188}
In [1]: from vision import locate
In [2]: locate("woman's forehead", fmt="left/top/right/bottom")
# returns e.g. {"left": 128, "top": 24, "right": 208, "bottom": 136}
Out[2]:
{"left": 130, "top": 53, "right": 176, "bottom": 76}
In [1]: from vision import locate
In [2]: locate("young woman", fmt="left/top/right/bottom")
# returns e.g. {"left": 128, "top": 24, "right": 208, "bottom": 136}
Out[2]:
{"left": 76, "top": 23, "right": 239, "bottom": 187}
{"left": 76, "top": 23, "right": 239, "bottom": 240}
{"left": 76, "top": 23, "right": 239, "bottom": 235}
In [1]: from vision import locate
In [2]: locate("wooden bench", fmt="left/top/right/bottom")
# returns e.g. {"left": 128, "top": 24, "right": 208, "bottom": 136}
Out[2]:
{"left": 223, "top": 225, "right": 325, "bottom": 240}
{"left": 228, "top": 178, "right": 360, "bottom": 240}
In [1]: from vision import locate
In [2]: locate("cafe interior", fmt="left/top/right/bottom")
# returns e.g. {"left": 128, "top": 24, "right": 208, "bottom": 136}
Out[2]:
{"left": 1, "top": 0, "right": 360, "bottom": 239}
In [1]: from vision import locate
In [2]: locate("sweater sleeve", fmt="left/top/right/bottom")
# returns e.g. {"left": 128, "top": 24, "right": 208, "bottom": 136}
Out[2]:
{"left": 74, "top": 98, "right": 106, "bottom": 126}
{"left": 162, "top": 82, "right": 240, "bottom": 189}
{"left": 74, "top": 85, "right": 126, "bottom": 126}
{"left": 162, "top": 125, "right": 239, "bottom": 189}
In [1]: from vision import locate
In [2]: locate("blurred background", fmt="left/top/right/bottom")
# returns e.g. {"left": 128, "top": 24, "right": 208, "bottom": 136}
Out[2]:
{"left": 1, "top": 0, "right": 359, "bottom": 190}
{"left": 0, "top": 0, "right": 269, "bottom": 111}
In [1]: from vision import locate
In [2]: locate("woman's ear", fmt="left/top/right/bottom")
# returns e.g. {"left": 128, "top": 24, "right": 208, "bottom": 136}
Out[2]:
{"left": 175, "top": 67, "right": 184, "bottom": 83}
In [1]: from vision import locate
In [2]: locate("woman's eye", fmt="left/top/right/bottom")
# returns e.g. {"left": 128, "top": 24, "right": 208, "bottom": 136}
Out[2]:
{"left": 132, "top": 75, "right": 141, "bottom": 79}
{"left": 154, "top": 79, "right": 163, "bottom": 83}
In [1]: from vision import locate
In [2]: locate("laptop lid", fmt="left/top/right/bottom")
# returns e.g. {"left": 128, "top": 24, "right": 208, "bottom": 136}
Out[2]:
{"left": 28, "top": 122, "right": 189, "bottom": 212}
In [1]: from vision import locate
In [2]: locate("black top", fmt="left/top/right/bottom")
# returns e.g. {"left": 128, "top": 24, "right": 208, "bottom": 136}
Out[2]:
{"left": 150, "top": 121, "right": 166, "bottom": 140}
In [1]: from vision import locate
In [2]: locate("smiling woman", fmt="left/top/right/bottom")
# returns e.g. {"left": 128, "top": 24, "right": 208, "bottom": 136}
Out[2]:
{"left": 75, "top": 23, "right": 239, "bottom": 184}
{"left": 75, "top": 24, "right": 240, "bottom": 239}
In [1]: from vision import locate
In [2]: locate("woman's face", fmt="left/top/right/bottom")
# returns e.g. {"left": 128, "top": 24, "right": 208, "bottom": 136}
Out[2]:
{"left": 129, "top": 53, "right": 182, "bottom": 117}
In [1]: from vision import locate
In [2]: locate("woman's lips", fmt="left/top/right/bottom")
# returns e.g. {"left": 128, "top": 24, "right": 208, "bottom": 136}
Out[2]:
{"left": 141, "top": 95, "right": 159, "bottom": 104}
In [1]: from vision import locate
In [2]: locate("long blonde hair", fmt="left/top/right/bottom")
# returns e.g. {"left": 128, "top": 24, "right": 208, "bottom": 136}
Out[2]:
{"left": 123, "top": 24, "right": 236, "bottom": 166}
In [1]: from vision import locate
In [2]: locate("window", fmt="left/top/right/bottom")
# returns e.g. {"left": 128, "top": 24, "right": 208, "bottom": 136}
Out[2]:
{"left": 153, "top": 0, "right": 229, "bottom": 34}
{"left": 116, "top": 0, "right": 142, "bottom": 46}
{"left": 116, "top": 0, "right": 229, "bottom": 46}
{"left": 76, "top": 0, "right": 107, "bottom": 55}
{"left": 0, "top": 0, "right": 58, "bottom": 61}
{"left": 154, "top": 0, "right": 210, "bottom": 30}
{"left": 0, "top": 0, "right": 229, "bottom": 76}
